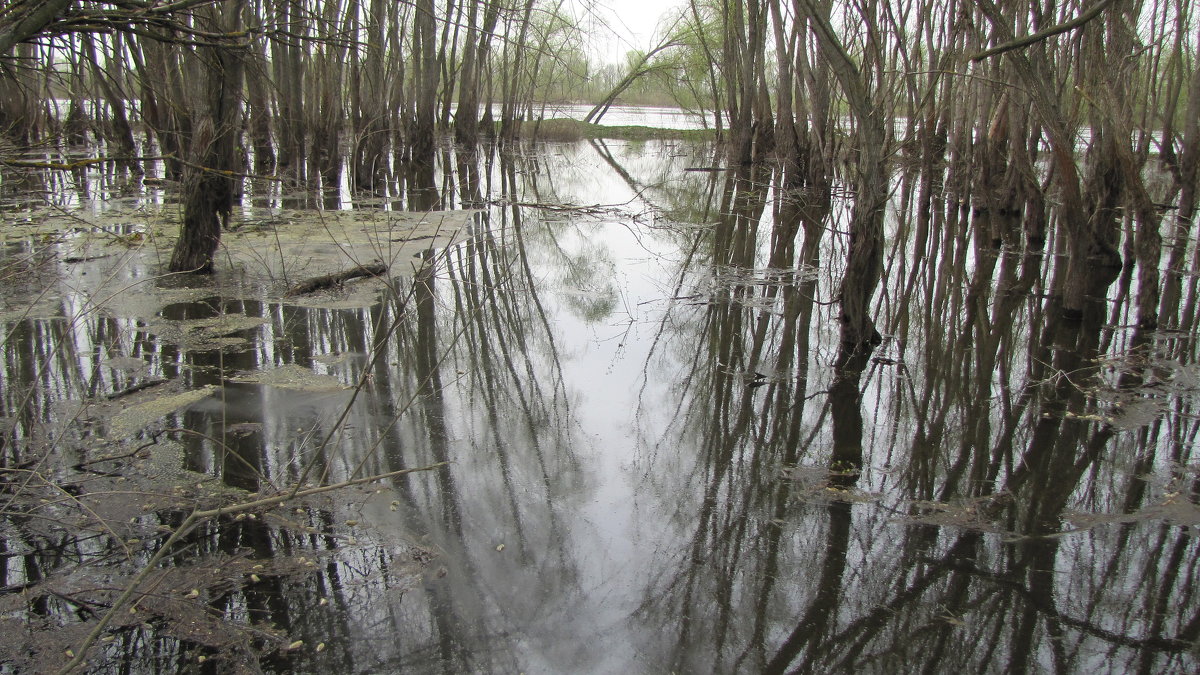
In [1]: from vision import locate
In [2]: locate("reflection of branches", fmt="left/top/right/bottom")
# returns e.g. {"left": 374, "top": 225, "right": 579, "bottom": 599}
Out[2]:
{"left": 57, "top": 461, "right": 449, "bottom": 674}
{"left": 935, "top": 556, "right": 1194, "bottom": 652}
{"left": 634, "top": 165, "right": 846, "bottom": 671}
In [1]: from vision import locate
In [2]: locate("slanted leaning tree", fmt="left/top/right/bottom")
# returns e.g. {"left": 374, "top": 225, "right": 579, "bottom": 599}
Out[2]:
{"left": 801, "top": 0, "right": 889, "bottom": 352}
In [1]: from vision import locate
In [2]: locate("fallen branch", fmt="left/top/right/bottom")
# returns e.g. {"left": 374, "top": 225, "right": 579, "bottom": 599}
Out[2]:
{"left": 74, "top": 429, "right": 170, "bottom": 470}
{"left": 61, "top": 255, "right": 111, "bottom": 263}
{"left": 284, "top": 263, "right": 388, "bottom": 297}
{"left": 104, "top": 378, "right": 168, "bottom": 401}
{"left": 486, "top": 199, "right": 619, "bottom": 215}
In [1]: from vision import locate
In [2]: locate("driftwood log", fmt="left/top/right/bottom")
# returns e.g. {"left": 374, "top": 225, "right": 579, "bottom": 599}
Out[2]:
{"left": 105, "top": 378, "right": 168, "bottom": 400}
{"left": 284, "top": 263, "right": 388, "bottom": 296}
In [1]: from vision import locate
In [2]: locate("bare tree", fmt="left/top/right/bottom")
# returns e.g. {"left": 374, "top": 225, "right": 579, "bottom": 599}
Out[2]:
{"left": 801, "top": 0, "right": 889, "bottom": 351}
{"left": 167, "top": 1, "right": 247, "bottom": 273}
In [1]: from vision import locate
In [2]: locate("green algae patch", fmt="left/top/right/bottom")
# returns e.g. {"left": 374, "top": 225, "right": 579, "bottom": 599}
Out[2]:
{"left": 229, "top": 364, "right": 348, "bottom": 391}
{"left": 144, "top": 314, "right": 268, "bottom": 350}
{"left": 281, "top": 276, "right": 395, "bottom": 309}
{"left": 217, "top": 208, "right": 475, "bottom": 292}
{"left": 0, "top": 206, "right": 478, "bottom": 323}
{"left": 186, "top": 315, "right": 267, "bottom": 337}
{"left": 107, "top": 385, "right": 216, "bottom": 440}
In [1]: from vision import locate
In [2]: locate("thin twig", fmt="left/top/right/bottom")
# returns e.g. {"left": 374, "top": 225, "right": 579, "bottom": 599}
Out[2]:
{"left": 55, "top": 461, "right": 449, "bottom": 675}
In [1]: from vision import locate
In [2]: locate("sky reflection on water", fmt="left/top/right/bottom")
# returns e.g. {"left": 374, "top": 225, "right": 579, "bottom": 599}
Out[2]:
{"left": 1, "top": 137, "right": 1198, "bottom": 674}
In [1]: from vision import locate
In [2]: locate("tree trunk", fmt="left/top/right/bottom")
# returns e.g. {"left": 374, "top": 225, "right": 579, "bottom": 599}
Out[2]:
{"left": 271, "top": 0, "right": 305, "bottom": 177}
{"left": 411, "top": 0, "right": 439, "bottom": 164}
{"left": 974, "top": 0, "right": 1123, "bottom": 318}
{"left": 168, "top": 2, "right": 246, "bottom": 274}
{"left": 353, "top": 0, "right": 388, "bottom": 191}
{"left": 243, "top": 12, "right": 275, "bottom": 172}
{"left": 83, "top": 34, "right": 137, "bottom": 156}
{"left": 801, "top": 0, "right": 888, "bottom": 351}
{"left": 0, "top": 43, "right": 45, "bottom": 144}
{"left": 0, "top": 0, "right": 73, "bottom": 58}
{"left": 453, "top": 0, "right": 483, "bottom": 147}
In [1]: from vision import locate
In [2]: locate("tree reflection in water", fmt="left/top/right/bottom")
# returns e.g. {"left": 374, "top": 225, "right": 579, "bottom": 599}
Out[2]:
{"left": 1, "top": 140, "right": 1198, "bottom": 673}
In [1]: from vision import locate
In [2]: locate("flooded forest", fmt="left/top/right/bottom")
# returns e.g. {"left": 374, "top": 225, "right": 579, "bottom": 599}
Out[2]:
{"left": 2, "top": 0, "right": 1199, "bottom": 672}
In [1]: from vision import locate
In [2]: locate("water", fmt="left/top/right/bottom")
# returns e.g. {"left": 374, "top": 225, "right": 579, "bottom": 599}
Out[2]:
{"left": 1, "top": 138, "right": 1198, "bottom": 673}
{"left": 542, "top": 103, "right": 719, "bottom": 129}
{"left": 491, "top": 102, "right": 720, "bottom": 129}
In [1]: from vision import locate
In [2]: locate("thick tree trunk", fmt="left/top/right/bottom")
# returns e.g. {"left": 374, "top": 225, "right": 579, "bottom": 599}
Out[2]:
{"left": 83, "top": 34, "right": 137, "bottom": 157}
{"left": 498, "top": 0, "right": 536, "bottom": 141}
{"left": 271, "top": 0, "right": 305, "bottom": 176}
{"left": 455, "top": 0, "right": 501, "bottom": 145}
{"left": 411, "top": 0, "right": 439, "bottom": 164}
{"left": 453, "top": 0, "right": 483, "bottom": 147}
{"left": 0, "top": 43, "right": 45, "bottom": 144}
{"left": 1157, "top": 24, "right": 1200, "bottom": 326}
{"left": 0, "top": 0, "right": 73, "bottom": 58}
{"left": 801, "top": 0, "right": 888, "bottom": 351}
{"left": 136, "top": 36, "right": 189, "bottom": 179}
{"left": 974, "top": 0, "right": 1124, "bottom": 318}
{"left": 168, "top": 2, "right": 245, "bottom": 274}
{"left": 169, "top": 119, "right": 224, "bottom": 273}
{"left": 353, "top": 0, "right": 387, "bottom": 190}
{"left": 243, "top": 23, "right": 275, "bottom": 171}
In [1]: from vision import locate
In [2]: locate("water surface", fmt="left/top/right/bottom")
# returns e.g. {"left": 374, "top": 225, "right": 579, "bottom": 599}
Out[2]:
{"left": 1, "top": 138, "right": 1197, "bottom": 674}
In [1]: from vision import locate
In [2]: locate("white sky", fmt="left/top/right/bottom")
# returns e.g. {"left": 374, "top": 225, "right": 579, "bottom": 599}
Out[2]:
{"left": 574, "top": 0, "right": 684, "bottom": 63}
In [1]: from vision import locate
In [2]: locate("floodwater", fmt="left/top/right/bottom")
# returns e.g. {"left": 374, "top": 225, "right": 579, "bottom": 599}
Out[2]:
{"left": 2, "top": 135, "right": 1199, "bottom": 674}
{"left": 534, "top": 103, "right": 719, "bottom": 129}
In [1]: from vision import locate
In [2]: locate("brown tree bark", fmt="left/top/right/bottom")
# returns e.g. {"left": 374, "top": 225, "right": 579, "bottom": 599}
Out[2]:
{"left": 0, "top": 0, "right": 73, "bottom": 58}
{"left": 352, "top": 0, "right": 388, "bottom": 190}
{"left": 974, "top": 0, "right": 1123, "bottom": 319}
{"left": 453, "top": 0, "right": 485, "bottom": 147}
{"left": 242, "top": 11, "right": 275, "bottom": 172}
{"left": 168, "top": 1, "right": 246, "bottom": 273}
{"left": 410, "top": 0, "right": 439, "bottom": 163}
{"left": 270, "top": 0, "right": 305, "bottom": 176}
{"left": 801, "top": 0, "right": 888, "bottom": 351}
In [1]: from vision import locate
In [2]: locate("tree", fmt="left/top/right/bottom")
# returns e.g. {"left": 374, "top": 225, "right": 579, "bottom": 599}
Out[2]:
{"left": 166, "top": 1, "right": 246, "bottom": 273}
{"left": 584, "top": 38, "right": 680, "bottom": 124}
{"left": 0, "top": 0, "right": 249, "bottom": 274}
{"left": 800, "top": 0, "right": 889, "bottom": 351}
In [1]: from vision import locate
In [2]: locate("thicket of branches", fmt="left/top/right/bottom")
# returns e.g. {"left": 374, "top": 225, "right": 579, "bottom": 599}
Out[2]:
{"left": 0, "top": 0, "right": 598, "bottom": 269}
{"left": 0, "top": 0, "right": 1196, "bottom": 330}
{"left": 659, "top": 0, "right": 1197, "bottom": 349}
{"left": 0, "top": 0, "right": 590, "bottom": 174}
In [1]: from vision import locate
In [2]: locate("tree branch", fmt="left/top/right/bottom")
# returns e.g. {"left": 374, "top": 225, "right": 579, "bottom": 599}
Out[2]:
{"left": 55, "top": 461, "right": 450, "bottom": 674}
{"left": 0, "top": 0, "right": 74, "bottom": 56}
{"left": 971, "top": 0, "right": 1119, "bottom": 62}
